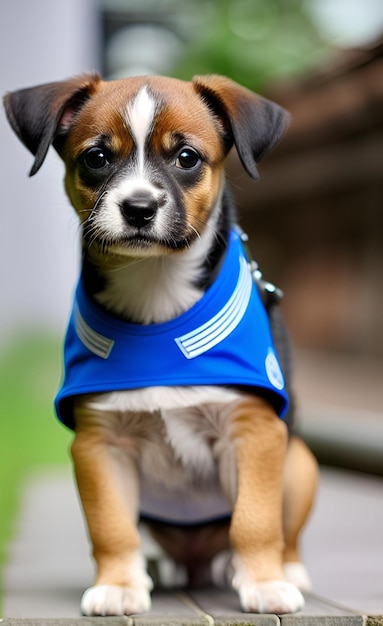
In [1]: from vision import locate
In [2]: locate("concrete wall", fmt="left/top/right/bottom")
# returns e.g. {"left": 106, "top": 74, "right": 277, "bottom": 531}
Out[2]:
{"left": 0, "top": 0, "right": 100, "bottom": 344}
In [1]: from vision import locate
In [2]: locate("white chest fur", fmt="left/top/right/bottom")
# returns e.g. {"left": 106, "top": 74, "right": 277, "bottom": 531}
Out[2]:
{"left": 95, "top": 192, "right": 222, "bottom": 324}
{"left": 83, "top": 385, "right": 243, "bottom": 521}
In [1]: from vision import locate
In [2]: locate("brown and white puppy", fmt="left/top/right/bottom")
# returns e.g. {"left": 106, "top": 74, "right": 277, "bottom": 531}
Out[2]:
{"left": 3, "top": 74, "right": 318, "bottom": 616}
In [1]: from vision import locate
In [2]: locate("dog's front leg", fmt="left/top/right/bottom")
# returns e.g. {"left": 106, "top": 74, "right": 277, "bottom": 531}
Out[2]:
{"left": 229, "top": 397, "right": 304, "bottom": 614}
{"left": 71, "top": 404, "right": 152, "bottom": 616}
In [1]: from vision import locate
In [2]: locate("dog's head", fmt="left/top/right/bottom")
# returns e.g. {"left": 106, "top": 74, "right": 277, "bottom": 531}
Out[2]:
{"left": 4, "top": 74, "right": 289, "bottom": 258}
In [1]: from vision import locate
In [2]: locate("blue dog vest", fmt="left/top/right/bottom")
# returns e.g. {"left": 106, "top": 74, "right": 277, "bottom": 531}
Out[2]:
{"left": 55, "top": 229, "right": 288, "bottom": 429}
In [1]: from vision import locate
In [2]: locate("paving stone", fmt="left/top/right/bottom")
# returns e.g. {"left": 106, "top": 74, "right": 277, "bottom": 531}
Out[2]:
{"left": 187, "top": 588, "right": 279, "bottom": 624}
{"left": 0, "top": 617, "right": 131, "bottom": 626}
{"left": 279, "top": 593, "right": 365, "bottom": 625}
{"left": 133, "top": 617, "right": 206, "bottom": 626}
{"left": 280, "top": 617, "right": 363, "bottom": 626}
{"left": 300, "top": 469, "right": 383, "bottom": 614}
{"left": 188, "top": 589, "right": 366, "bottom": 625}
{"left": 161, "top": 588, "right": 279, "bottom": 624}
{"left": 187, "top": 587, "right": 243, "bottom": 615}
{"left": 212, "top": 618, "right": 279, "bottom": 625}
{"left": 367, "top": 618, "right": 383, "bottom": 626}
{"left": 133, "top": 589, "right": 207, "bottom": 625}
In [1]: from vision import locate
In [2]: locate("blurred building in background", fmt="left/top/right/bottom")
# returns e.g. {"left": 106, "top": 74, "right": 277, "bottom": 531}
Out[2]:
{"left": 234, "top": 39, "right": 383, "bottom": 357}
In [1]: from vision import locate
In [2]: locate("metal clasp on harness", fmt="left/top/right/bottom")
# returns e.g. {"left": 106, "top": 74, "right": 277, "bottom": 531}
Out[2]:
{"left": 235, "top": 225, "right": 284, "bottom": 309}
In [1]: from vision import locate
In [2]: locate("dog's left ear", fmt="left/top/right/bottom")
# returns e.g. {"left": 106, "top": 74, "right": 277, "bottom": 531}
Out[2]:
{"left": 193, "top": 74, "right": 290, "bottom": 179}
{"left": 3, "top": 73, "right": 101, "bottom": 176}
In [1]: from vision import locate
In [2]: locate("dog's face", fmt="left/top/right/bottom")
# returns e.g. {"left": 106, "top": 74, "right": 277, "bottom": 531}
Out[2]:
{"left": 4, "top": 74, "right": 289, "bottom": 259}
{"left": 61, "top": 76, "right": 229, "bottom": 258}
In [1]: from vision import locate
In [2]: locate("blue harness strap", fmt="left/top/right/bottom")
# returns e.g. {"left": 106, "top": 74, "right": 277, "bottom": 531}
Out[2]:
{"left": 55, "top": 229, "right": 288, "bottom": 429}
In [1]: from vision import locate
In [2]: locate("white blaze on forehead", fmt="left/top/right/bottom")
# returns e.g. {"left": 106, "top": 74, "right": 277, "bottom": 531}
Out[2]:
{"left": 101, "top": 86, "right": 159, "bottom": 237}
{"left": 125, "top": 85, "right": 156, "bottom": 175}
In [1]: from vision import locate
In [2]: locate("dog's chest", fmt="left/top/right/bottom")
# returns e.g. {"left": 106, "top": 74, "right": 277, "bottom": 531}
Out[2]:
{"left": 94, "top": 218, "right": 218, "bottom": 325}
{"left": 85, "top": 386, "right": 241, "bottom": 509}
{"left": 95, "top": 257, "right": 204, "bottom": 325}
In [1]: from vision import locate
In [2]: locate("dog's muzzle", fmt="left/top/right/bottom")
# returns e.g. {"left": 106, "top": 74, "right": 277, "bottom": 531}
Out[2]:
{"left": 120, "top": 190, "right": 158, "bottom": 228}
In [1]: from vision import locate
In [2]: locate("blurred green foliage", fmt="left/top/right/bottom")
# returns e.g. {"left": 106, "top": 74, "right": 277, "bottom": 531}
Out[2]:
{"left": 0, "top": 336, "right": 72, "bottom": 573}
{"left": 170, "top": 0, "right": 328, "bottom": 90}
{"left": 103, "top": 0, "right": 330, "bottom": 89}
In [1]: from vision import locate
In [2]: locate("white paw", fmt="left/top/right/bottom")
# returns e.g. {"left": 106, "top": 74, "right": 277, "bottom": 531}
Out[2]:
{"left": 156, "top": 557, "right": 188, "bottom": 588}
{"left": 81, "top": 584, "right": 151, "bottom": 616}
{"left": 234, "top": 579, "right": 304, "bottom": 614}
{"left": 284, "top": 561, "right": 312, "bottom": 591}
{"left": 211, "top": 550, "right": 234, "bottom": 587}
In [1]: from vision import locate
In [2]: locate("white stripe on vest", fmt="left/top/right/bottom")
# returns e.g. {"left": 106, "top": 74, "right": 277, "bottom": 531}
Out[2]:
{"left": 74, "top": 256, "right": 252, "bottom": 362}
{"left": 174, "top": 256, "right": 252, "bottom": 359}
{"left": 75, "top": 305, "right": 115, "bottom": 359}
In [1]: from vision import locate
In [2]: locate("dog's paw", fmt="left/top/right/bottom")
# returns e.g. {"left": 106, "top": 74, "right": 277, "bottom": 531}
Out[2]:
{"left": 81, "top": 584, "right": 151, "bottom": 616}
{"left": 211, "top": 550, "right": 234, "bottom": 587}
{"left": 234, "top": 578, "right": 304, "bottom": 614}
{"left": 284, "top": 562, "right": 312, "bottom": 591}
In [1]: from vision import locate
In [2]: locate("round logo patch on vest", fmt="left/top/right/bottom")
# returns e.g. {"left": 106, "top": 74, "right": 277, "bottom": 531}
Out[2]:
{"left": 265, "top": 350, "right": 285, "bottom": 390}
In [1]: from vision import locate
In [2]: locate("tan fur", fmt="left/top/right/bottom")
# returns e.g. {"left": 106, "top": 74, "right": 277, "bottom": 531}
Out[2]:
{"left": 229, "top": 397, "right": 287, "bottom": 582}
{"left": 71, "top": 404, "right": 141, "bottom": 587}
{"left": 283, "top": 436, "right": 318, "bottom": 564}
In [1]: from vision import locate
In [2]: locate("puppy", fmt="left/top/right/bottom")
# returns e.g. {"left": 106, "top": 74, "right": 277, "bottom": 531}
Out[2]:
{"left": 4, "top": 73, "right": 318, "bottom": 616}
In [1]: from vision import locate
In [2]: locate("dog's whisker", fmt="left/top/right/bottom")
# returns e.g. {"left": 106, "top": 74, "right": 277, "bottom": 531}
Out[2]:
{"left": 186, "top": 212, "right": 207, "bottom": 232}
{"left": 85, "top": 189, "right": 109, "bottom": 224}
{"left": 188, "top": 224, "right": 201, "bottom": 240}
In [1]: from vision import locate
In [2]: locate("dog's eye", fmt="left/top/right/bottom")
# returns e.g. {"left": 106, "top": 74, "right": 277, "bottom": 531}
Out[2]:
{"left": 175, "top": 148, "right": 201, "bottom": 169}
{"left": 83, "top": 147, "right": 110, "bottom": 170}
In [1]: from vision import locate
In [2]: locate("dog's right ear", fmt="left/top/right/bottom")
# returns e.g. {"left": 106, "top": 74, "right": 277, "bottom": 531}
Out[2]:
{"left": 3, "top": 73, "right": 101, "bottom": 176}
{"left": 193, "top": 75, "right": 290, "bottom": 180}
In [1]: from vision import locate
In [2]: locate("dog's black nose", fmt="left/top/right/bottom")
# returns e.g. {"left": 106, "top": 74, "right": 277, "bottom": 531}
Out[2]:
{"left": 120, "top": 191, "right": 158, "bottom": 228}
